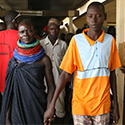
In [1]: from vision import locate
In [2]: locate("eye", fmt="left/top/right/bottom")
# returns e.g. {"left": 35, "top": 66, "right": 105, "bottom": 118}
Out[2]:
{"left": 96, "top": 14, "right": 102, "bottom": 18}
{"left": 19, "top": 30, "right": 24, "bottom": 34}
{"left": 50, "top": 28, "right": 53, "bottom": 30}
{"left": 88, "top": 15, "right": 92, "bottom": 18}
{"left": 55, "top": 28, "right": 59, "bottom": 31}
{"left": 27, "top": 29, "right": 34, "bottom": 33}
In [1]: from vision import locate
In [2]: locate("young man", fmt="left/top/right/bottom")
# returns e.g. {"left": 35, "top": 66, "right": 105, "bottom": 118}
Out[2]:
{"left": 44, "top": 2, "right": 121, "bottom": 125}
{"left": 40, "top": 18, "right": 67, "bottom": 124}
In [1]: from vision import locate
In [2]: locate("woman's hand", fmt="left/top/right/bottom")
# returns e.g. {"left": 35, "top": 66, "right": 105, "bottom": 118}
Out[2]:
{"left": 112, "top": 104, "right": 120, "bottom": 125}
{"left": 120, "top": 66, "right": 125, "bottom": 73}
{"left": 44, "top": 104, "right": 56, "bottom": 125}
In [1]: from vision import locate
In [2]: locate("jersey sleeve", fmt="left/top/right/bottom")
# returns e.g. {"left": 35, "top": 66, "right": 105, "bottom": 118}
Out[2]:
{"left": 109, "top": 37, "right": 121, "bottom": 71}
{"left": 60, "top": 36, "right": 84, "bottom": 74}
{"left": 59, "top": 37, "right": 77, "bottom": 74}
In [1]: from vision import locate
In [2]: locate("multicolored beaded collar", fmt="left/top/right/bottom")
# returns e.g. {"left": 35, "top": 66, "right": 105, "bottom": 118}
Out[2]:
{"left": 14, "top": 38, "right": 45, "bottom": 64}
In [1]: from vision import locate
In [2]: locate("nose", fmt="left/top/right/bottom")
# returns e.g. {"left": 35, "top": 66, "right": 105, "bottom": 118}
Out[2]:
{"left": 23, "top": 30, "right": 28, "bottom": 36}
{"left": 92, "top": 15, "right": 97, "bottom": 22}
{"left": 52, "top": 29, "right": 57, "bottom": 34}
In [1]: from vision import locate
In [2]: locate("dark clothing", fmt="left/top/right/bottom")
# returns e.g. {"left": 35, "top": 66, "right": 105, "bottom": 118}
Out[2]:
{"left": 0, "top": 57, "right": 47, "bottom": 124}
{"left": 0, "top": 92, "right": 2, "bottom": 112}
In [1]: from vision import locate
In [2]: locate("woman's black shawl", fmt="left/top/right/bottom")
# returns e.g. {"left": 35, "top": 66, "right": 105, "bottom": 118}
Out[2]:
{"left": 0, "top": 57, "right": 47, "bottom": 124}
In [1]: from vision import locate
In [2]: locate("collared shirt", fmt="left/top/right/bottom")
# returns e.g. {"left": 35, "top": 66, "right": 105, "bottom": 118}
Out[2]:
{"left": 40, "top": 36, "right": 67, "bottom": 84}
{"left": 60, "top": 29, "right": 121, "bottom": 116}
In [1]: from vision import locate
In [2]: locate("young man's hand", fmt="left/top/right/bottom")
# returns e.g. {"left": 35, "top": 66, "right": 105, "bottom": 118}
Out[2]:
{"left": 120, "top": 66, "right": 125, "bottom": 73}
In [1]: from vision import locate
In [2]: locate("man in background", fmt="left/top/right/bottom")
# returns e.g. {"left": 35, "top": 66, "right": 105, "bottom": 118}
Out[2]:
{"left": 0, "top": 10, "right": 22, "bottom": 111}
{"left": 40, "top": 18, "right": 67, "bottom": 124}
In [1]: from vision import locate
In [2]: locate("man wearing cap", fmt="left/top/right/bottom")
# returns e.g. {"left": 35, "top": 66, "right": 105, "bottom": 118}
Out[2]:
{"left": 0, "top": 10, "right": 22, "bottom": 109}
{"left": 40, "top": 18, "right": 67, "bottom": 124}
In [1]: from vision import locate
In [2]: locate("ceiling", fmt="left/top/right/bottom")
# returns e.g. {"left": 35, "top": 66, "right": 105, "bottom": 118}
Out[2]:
{"left": 0, "top": 0, "right": 88, "bottom": 30}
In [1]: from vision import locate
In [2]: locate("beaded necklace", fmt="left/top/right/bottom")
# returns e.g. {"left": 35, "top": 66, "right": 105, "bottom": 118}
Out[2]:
{"left": 14, "top": 38, "right": 45, "bottom": 64}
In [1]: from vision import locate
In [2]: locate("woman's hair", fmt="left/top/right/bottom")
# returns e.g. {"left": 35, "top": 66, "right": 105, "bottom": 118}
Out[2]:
{"left": 18, "top": 19, "right": 34, "bottom": 29}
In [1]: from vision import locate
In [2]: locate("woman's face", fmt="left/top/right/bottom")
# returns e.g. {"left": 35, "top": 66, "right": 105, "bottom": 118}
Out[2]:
{"left": 18, "top": 23, "right": 35, "bottom": 44}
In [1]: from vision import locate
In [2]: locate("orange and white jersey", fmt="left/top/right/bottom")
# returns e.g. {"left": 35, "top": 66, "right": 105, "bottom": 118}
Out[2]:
{"left": 60, "top": 29, "right": 121, "bottom": 116}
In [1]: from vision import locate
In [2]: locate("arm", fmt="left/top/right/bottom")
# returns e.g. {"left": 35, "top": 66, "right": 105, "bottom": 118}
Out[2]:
{"left": 120, "top": 66, "right": 125, "bottom": 73}
{"left": 110, "top": 70, "right": 119, "bottom": 124}
{"left": 43, "top": 55, "right": 55, "bottom": 108}
{"left": 44, "top": 70, "right": 71, "bottom": 124}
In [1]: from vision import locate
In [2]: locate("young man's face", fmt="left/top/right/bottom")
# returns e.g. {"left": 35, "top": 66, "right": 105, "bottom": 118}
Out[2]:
{"left": 48, "top": 24, "right": 59, "bottom": 38}
{"left": 86, "top": 5, "right": 106, "bottom": 32}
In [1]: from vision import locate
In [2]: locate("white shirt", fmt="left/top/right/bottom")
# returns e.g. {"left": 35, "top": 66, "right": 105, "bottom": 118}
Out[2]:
{"left": 40, "top": 36, "right": 67, "bottom": 117}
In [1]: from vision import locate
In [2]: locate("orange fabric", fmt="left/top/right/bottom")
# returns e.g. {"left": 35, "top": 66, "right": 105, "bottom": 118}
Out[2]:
{"left": 83, "top": 29, "right": 104, "bottom": 46}
{"left": 72, "top": 75, "right": 111, "bottom": 115}
{"left": 108, "top": 36, "right": 121, "bottom": 71}
{"left": 0, "top": 29, "right": 19, "bottom": 92}
{"left": 60, "top": 36, "right": 84, "bottom": 73}
{"left": 60, "top": 29, "right": 121, "bottom": 116}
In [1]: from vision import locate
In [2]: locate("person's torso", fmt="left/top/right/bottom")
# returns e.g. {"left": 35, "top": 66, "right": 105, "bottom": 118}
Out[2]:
{"left": 0, "top": 29, "right": 19, "bottom": 92}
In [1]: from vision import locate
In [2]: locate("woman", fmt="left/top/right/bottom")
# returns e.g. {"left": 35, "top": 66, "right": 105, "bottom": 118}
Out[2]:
{"left": 0, "top": 19, "right": 55, "bottom": 124}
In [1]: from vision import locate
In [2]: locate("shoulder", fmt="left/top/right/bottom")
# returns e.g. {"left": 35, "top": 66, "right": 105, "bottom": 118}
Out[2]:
{"left": 104, "top": 32, "right": 114, "bottom": 39}
{"left": 59, "top": 39, "right": 66, "bottom": 43}
{"left": 42, "top": 54, "right": 50, "bottom": 61}
{"left": 40, "top": 36, "right": 48, "bottom": 43}
{"left": 40, "top": 38, "right": 46, "bottom": 43}
{"left": 0, "top": 30, "right": 19, "bottom": 43}
{"left": 37, "top": 54, "right": 51, "bottom": 66}
{"left": 0, "top": 30, "right": 5, "bottom": 37}
{"left": 40, "top": 36, "right": 50, "bottom": 48}
{"left": 8, "top": 29, "right": 19, "bottom": 38}
{"left": 7, "top": 29, "right": 18, "bottom": 34}
{"left": 104, "top": 33, "right": 115, "bottom": 43}
{"left": 58, "top": 39, "right": 67, "bottom": 46}
{"left": 74, "top": 33, "right": 84, "bottom": 40}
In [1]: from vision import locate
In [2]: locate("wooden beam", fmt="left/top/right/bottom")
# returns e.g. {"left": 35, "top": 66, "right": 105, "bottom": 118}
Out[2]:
{"left": 69, "top": 0, "right": 89, "bottom": 9}
{"left": 116, "top": 0, "right": 125, "bottom": 124}
{"left": 0, "top": 10, "right": 79, "bottom": 17}
{"left": 0, "top": 0, "right": 28, "bottom": 10}
{"left": 43, "top": 10, "right": 79, "bottom": 17}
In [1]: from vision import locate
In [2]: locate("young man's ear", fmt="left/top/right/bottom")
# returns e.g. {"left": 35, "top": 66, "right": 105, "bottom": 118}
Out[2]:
{"left": 86, "top": 13, "right": 87, "bottom": 21}
{"left": 14, "top": 21, "right": 18, "bottom": 30}
{"left": 104, "top": 13, "right": 107, "bottom": 20}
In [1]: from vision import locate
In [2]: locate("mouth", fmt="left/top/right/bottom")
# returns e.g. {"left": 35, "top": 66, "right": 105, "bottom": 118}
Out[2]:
{"left": 51, "top": 34, "right": 57, "bottom": 37}
{"left": 23, "top": 37, "right": 30, "bottom": 40}
{"left": 91, "top": 24, "right": 97, "bottom": 28}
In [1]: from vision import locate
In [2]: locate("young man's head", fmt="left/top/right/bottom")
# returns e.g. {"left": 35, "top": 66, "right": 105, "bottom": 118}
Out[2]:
{"left": 86, "top": 2, "right": 106, "bottom": 32}
{"left": 47, "top": 18, "right": 60, "bottom": 39}
{"left": 5, "top": 10, "right": 22, "bottom": 30}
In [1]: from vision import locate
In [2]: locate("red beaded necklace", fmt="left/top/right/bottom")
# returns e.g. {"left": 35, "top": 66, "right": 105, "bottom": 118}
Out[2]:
{"left": 17, "top": 43, "right": 42, "bottom": 56}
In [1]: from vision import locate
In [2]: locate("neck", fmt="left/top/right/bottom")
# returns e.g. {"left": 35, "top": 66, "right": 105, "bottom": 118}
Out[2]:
{"left": 7, "top": 25, "right": 16, "bottom": 30}
{"left": 87, "top": 30, "right": 102, "bottom": 41}
{"left": 48, "top": 35, "right": 57, "bottom": 45}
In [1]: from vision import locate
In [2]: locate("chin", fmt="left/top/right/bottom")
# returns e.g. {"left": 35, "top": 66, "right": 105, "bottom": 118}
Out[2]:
{"left": 22, "top": 39, "right": 33, "bottom": 44}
